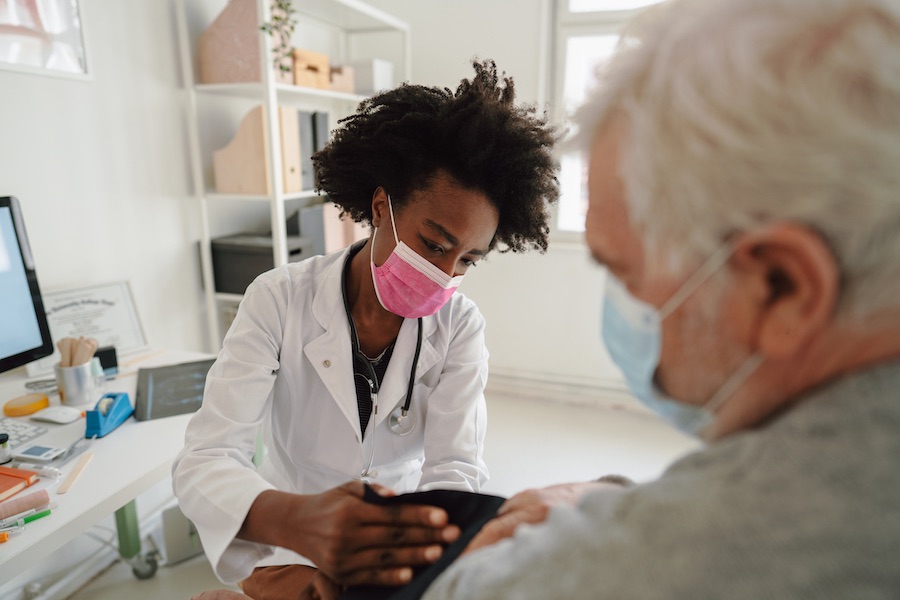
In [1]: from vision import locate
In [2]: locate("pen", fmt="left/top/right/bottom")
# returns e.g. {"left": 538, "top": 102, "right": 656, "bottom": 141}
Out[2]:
{"left": 0, "top": 508, "right": 36, "bottom": 528}
{"left": 0, "top": 527, "right": 24, "bottom": 542}
{"left": 0, "top": 509, "right": 51, "bottom": 530}
{"left": 9, "top": 462, "right": 62, "bottom": 478}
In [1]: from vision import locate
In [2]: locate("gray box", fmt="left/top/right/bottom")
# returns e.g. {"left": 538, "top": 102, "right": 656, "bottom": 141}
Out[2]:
{"left": 300, "top": 203, "right": 327, "bottom": 256}
{"left": 211, "top": 234, "right": 314, "bottom": 294}
{"left": 346, "top": 58, "right": 394, "bottom": 95}
{"left": 161, "top": 504, "right": 204, "bottom": 565}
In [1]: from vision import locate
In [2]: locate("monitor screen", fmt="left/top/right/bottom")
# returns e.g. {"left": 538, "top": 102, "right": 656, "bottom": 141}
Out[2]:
{"left": 0, "top": 196, "right": 53, "bottom": 375}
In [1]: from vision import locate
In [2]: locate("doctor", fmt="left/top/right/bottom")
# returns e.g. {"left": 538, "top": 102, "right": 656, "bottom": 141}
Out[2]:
{"left": 173, "top": 59, "right": 559, "bottom": 600}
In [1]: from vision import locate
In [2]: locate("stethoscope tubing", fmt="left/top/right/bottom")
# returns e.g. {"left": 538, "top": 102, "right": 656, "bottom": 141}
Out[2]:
{"left": 342, "top": 254, "right": 423, "bottom": 481}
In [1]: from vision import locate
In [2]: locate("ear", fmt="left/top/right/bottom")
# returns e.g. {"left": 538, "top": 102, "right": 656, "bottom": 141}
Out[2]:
{"left": 729, "top": 223, "right": 840, "bottom": 359}
{"left": 370, "top": 188, "right": 389, "bottom": 228}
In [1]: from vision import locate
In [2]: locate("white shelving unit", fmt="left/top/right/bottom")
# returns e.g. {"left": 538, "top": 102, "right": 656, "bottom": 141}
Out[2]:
{"left": 175, "top": 0, "right": 411, "bottom": 350}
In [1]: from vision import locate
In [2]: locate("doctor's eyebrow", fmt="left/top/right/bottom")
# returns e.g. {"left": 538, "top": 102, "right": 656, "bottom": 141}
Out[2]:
{"left": 423, "top": 219, "right": 489, "bottom": 256}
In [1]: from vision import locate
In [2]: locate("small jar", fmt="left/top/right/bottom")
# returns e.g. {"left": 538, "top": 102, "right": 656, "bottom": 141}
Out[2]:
{"left": 0, "top": 433, "right": 11, "bottom": 465}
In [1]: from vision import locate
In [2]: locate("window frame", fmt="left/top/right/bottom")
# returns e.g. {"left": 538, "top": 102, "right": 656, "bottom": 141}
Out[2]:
{"left": 549, "top": 1, "right": 661, "bottom": 240}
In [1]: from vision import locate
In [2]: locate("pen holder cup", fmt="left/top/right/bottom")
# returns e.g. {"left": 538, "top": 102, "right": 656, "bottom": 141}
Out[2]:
{"left": 55, "top": 358, "right": 105, "bottom": 407}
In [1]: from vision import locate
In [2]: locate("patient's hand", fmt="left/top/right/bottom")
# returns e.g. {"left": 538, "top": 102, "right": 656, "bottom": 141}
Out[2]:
{"left": 298, "top": 571, "right": 343, "bottom": 600}
{"left": 464, "top": 480, "right": 626, "bottom": 554}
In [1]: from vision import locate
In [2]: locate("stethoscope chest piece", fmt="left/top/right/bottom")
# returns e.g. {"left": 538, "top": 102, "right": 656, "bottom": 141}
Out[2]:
{"left": 389, "top": 406, "right": 416, "bottom": 436}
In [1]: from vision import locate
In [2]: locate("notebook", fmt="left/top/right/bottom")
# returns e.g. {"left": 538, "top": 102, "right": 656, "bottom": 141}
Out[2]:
{"left": 0, "top": 465, "right": 39, "bottom": 502}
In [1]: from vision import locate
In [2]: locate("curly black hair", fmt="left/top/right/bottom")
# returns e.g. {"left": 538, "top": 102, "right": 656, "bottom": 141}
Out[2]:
{"left": 312, "top": 59, "right": 560, "bottom": 253}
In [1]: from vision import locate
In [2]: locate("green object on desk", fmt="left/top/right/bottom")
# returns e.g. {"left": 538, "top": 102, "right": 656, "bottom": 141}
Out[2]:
{"left": 23, "top": 509, "right": 50, "bottom": 524}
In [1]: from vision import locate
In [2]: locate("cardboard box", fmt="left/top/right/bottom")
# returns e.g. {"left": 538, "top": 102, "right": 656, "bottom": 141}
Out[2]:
{"left": 211, "top": 234, "right": 314, "bottom": 294}
{"left": 293, "top": 49, "right": 330, "bottom": 89}
{"left": 197, "top": 0, "right": 260, "bottom": 84}
{"left": 346, "top": 58, "right": 394, "bottom": 95}
{"left": 212, "top": 105, "right": 302, "bottom": 195}
{"left": 329, "top": 65, "right": 355, "bottom": 93}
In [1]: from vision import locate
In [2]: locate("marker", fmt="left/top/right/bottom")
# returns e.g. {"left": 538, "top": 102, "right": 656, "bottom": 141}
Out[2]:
{"left": 22, "top": 508, "right": 51, "bottom": 525}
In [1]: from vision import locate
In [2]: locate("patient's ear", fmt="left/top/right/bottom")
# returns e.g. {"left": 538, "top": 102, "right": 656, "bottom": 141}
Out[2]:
{"left": 730, "top": 223, "right": 839, "bottom": 358}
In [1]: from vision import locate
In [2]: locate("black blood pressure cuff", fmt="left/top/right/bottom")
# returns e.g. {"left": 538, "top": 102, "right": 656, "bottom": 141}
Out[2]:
{"left": 340, "top": 485, "right": 507, "bottom": 600}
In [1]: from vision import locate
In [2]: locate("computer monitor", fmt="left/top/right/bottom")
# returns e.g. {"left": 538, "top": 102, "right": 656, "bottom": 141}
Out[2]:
{"left": 0, "top": 196, "right": 54, "bottom": 375}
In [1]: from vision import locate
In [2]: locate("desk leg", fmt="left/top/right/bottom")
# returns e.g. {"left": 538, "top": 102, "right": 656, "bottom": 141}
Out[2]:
{"left": 115, "top": 500, "right": 159, "bottom": 579}
{"left": 254, "top": 429, "right": 265, "bottom": 467}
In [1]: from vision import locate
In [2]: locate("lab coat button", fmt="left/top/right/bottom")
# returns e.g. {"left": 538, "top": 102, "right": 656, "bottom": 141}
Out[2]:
{"left": 323, "top": 360, "right": 331, "bottom": 368}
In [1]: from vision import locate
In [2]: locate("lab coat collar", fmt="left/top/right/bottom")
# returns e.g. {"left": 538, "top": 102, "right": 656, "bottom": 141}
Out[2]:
{"left": 305, "top": 244, "right": 440, "bottom": 436}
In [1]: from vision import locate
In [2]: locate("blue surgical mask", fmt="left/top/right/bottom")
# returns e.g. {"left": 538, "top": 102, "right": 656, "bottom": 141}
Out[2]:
{"left": 601, "top": 246, "right": 763, "bottom": 437}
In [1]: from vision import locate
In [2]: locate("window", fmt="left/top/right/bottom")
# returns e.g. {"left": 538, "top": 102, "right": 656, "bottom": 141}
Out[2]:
{"left": 569, "top": 0, "right": 664, "bottom": 12}
{"left": 553, "top": 0, "right": 664, "bottom": 232}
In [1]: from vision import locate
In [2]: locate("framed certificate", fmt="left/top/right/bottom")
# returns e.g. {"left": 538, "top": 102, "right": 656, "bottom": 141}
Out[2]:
{"left": 26, "top": 281, "right": 148, "bottom": 375}
{"left": 0, "top": 0, "right": 91, "bottom": 80}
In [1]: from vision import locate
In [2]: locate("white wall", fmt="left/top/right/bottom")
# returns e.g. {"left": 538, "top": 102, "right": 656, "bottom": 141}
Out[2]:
{"left": 0, "top": 4, "right": 208, "bottom": 592}
{"left": 0, "top": 0, "right": 208, "bottom": 359}
{"left": 368, "top": 0, "right": 626, "bottom": 395}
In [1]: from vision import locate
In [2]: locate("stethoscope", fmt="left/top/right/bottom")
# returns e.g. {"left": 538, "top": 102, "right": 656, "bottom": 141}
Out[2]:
{"left": 341, "top": 254, "right": 422, "bottom": 457}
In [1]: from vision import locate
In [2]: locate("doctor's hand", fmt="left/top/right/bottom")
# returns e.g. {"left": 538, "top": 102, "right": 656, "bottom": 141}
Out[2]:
{"left": 464, "top": 480, "right": 628, "bottom": 554}
{"left": 239, "top": 482, "right": 460, "bottom": 587}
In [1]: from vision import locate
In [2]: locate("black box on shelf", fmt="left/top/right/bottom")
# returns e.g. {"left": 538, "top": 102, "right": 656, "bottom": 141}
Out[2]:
{"left": 211, "top": 234, "right": 314, "bottom": 294}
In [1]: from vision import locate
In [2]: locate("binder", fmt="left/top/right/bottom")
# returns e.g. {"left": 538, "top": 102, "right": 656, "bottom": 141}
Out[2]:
{"left": 280, "top": 107, "right": 302, "bottom": 193}
{"left": 298, "top": 110, "right": 316, "bottom": 190}
{"left": 312, "top": 111, "right": 330, "bottom": 151}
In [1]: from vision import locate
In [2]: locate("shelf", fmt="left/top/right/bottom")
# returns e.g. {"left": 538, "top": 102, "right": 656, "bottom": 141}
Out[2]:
{"left": 275, "top": 83, "right": 367, "bottom": 104}
{"left": 195, "top": 82, "right": 367, "bottom": 104}
{"left": 297, "top": 0, "right": 410, "bottom": 33}
{"left": 215, "top": 292, "right": 244, "bottom": 304}
{"left": 179, "top": 0, "right": 410, "bottom": 350}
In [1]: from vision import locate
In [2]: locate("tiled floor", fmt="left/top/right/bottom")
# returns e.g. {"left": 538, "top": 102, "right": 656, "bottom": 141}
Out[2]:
{"left": 67, "top": 391, "right": 698, "bottom": 599}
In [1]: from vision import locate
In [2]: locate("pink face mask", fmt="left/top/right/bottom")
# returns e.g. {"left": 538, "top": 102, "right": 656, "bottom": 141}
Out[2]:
{"left": 370, "top": 196, "right": 465, "bottom": 318}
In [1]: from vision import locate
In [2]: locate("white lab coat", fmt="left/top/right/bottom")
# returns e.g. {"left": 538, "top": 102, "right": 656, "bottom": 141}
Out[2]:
{"left": 172, "top": 244, "right": 489, "bottom": 584}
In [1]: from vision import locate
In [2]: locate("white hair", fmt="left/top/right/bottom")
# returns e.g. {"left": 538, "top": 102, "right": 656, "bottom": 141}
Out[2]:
{"left": 572, "top": 0, "right": 900, "bottom": 321}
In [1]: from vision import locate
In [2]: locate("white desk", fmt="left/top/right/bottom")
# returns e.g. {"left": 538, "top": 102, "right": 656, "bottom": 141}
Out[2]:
{"left": 0, "top": 349, "right": 210, "bottom": 583}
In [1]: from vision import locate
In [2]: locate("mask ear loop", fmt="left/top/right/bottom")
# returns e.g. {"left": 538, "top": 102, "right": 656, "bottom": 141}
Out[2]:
{"left": 368, "top": 193, "right": 401, "bottom": 266}
{"left": 658, "top": 244, "right": 734, "bottom": 319}
{"left": 705, "top": 353, "right": 764, "bottom": 415}
{"left": 386, "top": 194, "right": 400, "bottom": 244}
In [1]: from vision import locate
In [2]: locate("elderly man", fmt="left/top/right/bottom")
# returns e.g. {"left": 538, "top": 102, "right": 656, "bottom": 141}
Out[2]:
{"left": 420, "top": 0, "right": 900, "bottom": 597}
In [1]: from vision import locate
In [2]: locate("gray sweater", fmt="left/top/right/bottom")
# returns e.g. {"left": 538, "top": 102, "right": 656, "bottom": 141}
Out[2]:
{"left": 424, "top": 362, "right": 900, "bottom": 599}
